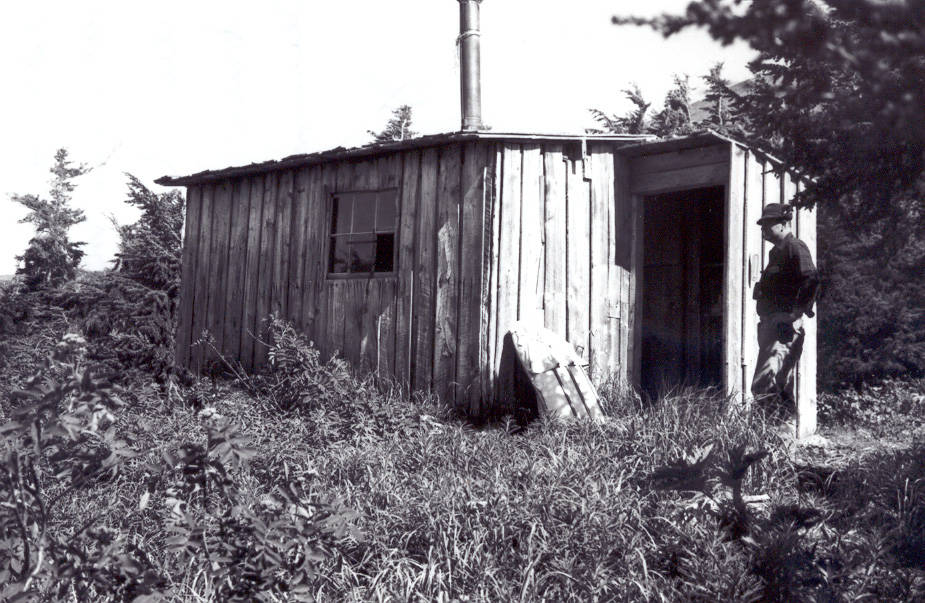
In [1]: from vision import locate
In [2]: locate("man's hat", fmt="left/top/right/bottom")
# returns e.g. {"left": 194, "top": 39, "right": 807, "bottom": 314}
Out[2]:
{"left": 757, "top": 203, "right": 793, "bottom": 225}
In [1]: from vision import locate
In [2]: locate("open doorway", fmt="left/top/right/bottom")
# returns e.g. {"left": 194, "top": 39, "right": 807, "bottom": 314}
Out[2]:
{"left": 641, "top": 186, "right": 725, "bottom": 397}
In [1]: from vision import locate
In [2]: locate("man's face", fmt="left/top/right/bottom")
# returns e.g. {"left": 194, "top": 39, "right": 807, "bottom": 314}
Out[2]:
{"left": 760, "top": 220, "right": 786, "bottom": 242}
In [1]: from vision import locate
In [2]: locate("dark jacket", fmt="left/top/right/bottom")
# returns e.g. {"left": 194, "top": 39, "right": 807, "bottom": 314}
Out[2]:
{"left": 754, "top": 234, "right": 818, "bottom": 317}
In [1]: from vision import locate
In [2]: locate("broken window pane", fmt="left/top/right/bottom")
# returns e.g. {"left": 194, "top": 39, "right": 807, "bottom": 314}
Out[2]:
{"left": 348, "top": 234, "right": 376, "bottom": 273}
{"left": 375, "top": 233, "right": 395, "bottom": 272}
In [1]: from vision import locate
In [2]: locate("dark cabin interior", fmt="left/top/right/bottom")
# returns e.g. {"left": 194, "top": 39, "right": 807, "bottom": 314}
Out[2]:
{"left": 641, "top": 186, "right": 725, "bottom": 397}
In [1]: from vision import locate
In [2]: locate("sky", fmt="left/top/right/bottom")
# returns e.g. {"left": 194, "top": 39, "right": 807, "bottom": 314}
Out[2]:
{"left": 0, "top": 1, "right": 756, "bottom": 275}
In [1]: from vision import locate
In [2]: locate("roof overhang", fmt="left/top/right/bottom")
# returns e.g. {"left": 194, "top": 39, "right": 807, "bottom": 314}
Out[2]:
{"left": 156, "top": 130, "right": 654, "bottom": 187}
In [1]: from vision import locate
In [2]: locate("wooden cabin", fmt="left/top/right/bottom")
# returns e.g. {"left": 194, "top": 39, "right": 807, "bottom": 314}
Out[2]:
{"left": 157, "top": 129, "right": 817, "bottom": 435}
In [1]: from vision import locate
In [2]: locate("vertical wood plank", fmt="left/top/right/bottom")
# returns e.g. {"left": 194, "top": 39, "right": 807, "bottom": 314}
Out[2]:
{"left": 456, "top": 142, "right": 488, "bottom": 410}
{"left": 175, "top": 185, "right": 202, "bottom": 369}
{"left": 190, "top": 183, "right": 215, "bottom": 373}
{"left": 743, "top": 153, "right": 765, "bottom": 401}
{"left": 301, "top": 166, "right": 325, "bottom": 340}
{"left": 543, "top": 145, "right": 567, "bottom": 337}
{"left": 433, "top": 144, "right": 462, "bottom": 404}
{"left": 376, "top": 154, "right": 402, "bottom": 378}
{"left": 288, "top": 167, "right": 310, "bottom": 331}
{"left": 222, "top": 178, "right": 251, "bottom": 363}
{"left": 205, "top": 179, "right": 233, "bottom": 366}
{"left": 253, "top": 172, "right": 278, "bottom": 370}
{"left": 724, "top": 143, "right": 746, "bottom": 400}
{"left": 762, "top": 164, "right": 782, "bottom": 267}
{"left": 272, "top": 170, "right": 294, "bottom": 322}
{"left": 376, "top": 279, "right": 398, "bottom": 377}
{"left": 482, "top": 144, "right": 503, "bottom": 405}
{"left": 412, "top": 148, "right": 440, "bottom": 391}
{"left": 795, "top": 177, "right": 818, "bottom": 438}
{"left": 396, "top": 150, "right": 421, "bottom": 387}
{"left": 589, "top": 147, "right": 611, "bottom": 382}
{"left": 359, "top": 279, "right": 379, "bottom": 370}
{"left": 312, "top": 165, "right": 337, "bottom": 355}
{"left": 613, "top": 152, "right": 633, "bottom": 383}
{"left": 566, "top": 153, "right": 591, "bottom": 365}
{"left": 519, "top": 144, "right": 545, "bottom": 325}
{"left": 495, "top": 144, "right": 523, "bottom": 400}
{"left": 630, "top": 192, "right": 644, "bottom": 388}
{"left": 240, "top": 176, "right": 265, "bottom": 370}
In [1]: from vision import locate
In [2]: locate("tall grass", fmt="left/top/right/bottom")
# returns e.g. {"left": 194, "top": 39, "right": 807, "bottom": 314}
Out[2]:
{"left": 2, "top": 313, "right": 924, "bottom": 600}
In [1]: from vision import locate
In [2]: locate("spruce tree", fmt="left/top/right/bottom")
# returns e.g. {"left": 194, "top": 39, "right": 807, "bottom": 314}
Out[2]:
{"left": 13, "top": 149, "right": 87, "bottom": 290}
{"left": 647, "top": 75, "right": 695, "bottom": 138}
{"left": 368, "top": 105, "right": 419, "bottom": 143}
{"left": 587, "top": 84, "right": 651, "bottom": 135}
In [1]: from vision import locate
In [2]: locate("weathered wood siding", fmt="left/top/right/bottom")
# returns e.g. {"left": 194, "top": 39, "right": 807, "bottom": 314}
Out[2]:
{"left": 174, "top": 134, "right": 815, "bottom": 426}
{"left": 481, "top": 142, "right": 636, "bottom": 391}
{"left": 175, "top": 142, "right": 494, "bottom": 410}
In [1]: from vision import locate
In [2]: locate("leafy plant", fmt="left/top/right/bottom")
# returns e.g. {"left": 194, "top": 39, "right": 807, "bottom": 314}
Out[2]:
{"left": 0, "top": 333, "right": 157, "bottom": 600}
{"left": 149, "top": 406, "right": 362, "bottom": 601}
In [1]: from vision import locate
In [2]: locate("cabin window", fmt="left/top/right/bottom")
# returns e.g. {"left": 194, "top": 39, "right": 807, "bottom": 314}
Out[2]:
{"left": 328, "top": 189, "right": 398, "bottom": 276}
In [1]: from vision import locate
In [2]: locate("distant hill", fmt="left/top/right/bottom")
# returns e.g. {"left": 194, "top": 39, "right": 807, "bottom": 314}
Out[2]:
{"left": 0, "top": 274, "right": 13, "bottom": 282}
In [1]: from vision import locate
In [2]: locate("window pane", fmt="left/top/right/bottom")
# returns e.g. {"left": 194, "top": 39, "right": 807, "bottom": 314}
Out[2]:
{"left": 348, "top": 234, "right": 376, "bottom": 273}
{"left": 351, "top": 191, "right": 377, "bottom": 233}
{"left": 331, "top": 195, "right": 352, "bottom": 234}
{"left": 376, "top": 190, "right": 398, "bottom": 232}
{"left": 328, "top": 236, "right": 349, "bottom": 273}
{"left": 375, "top": 233, "right": 395, "bottom": 272}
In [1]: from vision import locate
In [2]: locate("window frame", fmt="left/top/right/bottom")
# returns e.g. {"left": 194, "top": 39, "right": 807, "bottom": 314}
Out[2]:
{"left": 325, "top": 187, "right": 400, "bottom": 280}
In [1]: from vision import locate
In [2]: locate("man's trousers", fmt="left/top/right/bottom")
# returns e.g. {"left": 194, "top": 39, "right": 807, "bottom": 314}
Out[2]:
{"left": 751, "top": 313, "right": 805, "bottom": 407}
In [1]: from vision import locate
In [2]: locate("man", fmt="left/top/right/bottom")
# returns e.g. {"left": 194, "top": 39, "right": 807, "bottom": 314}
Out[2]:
{"left": 752, "top": 203, "right": 819, "bottom": 409}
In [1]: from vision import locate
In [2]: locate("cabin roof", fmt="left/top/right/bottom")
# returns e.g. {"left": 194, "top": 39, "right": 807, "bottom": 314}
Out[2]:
{"left": 156, "top": 129, "right": 791, "bottom": 187}
{"left": 155, "top": 131, "right": 653, "bottom": 186}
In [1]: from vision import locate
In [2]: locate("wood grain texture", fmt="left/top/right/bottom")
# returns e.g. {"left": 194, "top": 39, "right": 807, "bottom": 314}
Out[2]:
{"left": 222, "top": 178, "right": 251, "bottom": 363}
{"left": 613, "top": 152, "right": 632, "bottom": 382}
{"left": 542, "top": 145, "right": 567, "bottom": 337}
{"left": 482, "top": 145, "right": 503, "bottom": 405}
{"left": 190, "top": 183, "right": 215, "bottom": 372}
{"left": 205, "top": 180, "right": 233, "bottom": 366}
{"left": 589, "top": 147, "right": 611, "bottom": 382}
{"left": 630, "top": 144, "right": 728, "bottom": 176}
{"left": 272, "top": 170, "right": 294, "bottom": 321}
{"left": 377, "top": 154, "right": 402, "bottom": 377}
{"left": 412, "top": 147, "right": 440, "bottom": 391}
{"left": 743, "top": 153, "right": 765, "bottom": 401}
{"left": 253, "top": 172, "right": 278, "bottom": 370}
{"left": 457, "top": 142, "right": 488, "bottom": 410}
{"left": 724, "top": 144, "right": 746, "bottom": 400}
{"left": 240, "top": 176, "right": 265, "bottom": 370}
{"left": 630, "top": 162, "right": 728, "bottom": 195}
{"left": 298, "top": 166, "right": 323, "bottom": 339}
{"left": 519, "top": 144, "right": 545, "bottom": 325}
{"left": 433, "top": 144, "right": 462, "bottom": 404}
{"left": 630, "top": 192, "right": 644, "bottom": 388}
{"left": 175, "top": 185, "right": 202, "bottom": 369}
{"left": 495, "top": 144, "right": 523, "bottom": 397}
{"left": 565, "top": 154, "right": 590, "bottom": 364}
{"left": 288, "top": 167, "right": 310, "bottom": 331}
{"left": 396, "top": 150, "right": 421, "bottom": 387}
